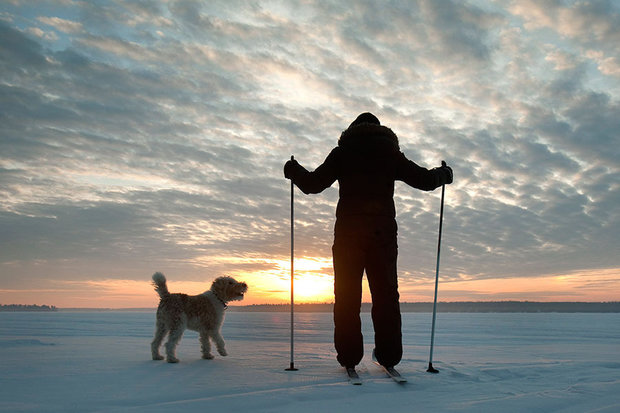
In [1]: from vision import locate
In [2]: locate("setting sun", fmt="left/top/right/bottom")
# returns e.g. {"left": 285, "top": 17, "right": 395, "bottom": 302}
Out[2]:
{"left": 227, "top": 257, "right": 335, "bottom": 304}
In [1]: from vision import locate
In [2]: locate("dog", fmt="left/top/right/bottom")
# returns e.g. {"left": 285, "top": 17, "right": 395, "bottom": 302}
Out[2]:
{"left": 150, "top": 272, "right": 247, "bottom": 363}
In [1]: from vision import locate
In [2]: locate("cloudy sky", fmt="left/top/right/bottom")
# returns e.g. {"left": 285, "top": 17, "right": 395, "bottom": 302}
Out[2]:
{"left": 1, "top": 0, "right": 619, "bottom": 308}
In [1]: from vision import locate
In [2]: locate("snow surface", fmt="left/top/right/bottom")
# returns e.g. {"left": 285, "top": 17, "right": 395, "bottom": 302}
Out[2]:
{"left": 1, "top": 311, "right": 619, "bottom": 412}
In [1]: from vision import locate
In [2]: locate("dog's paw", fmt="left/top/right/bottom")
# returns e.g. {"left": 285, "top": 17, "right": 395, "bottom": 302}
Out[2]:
{"left": 202, "top": 353, "right": 215, "bottom": 360}
{"left": 166, "top": 356, "right": 180, "bottom": 363}
{"left": 152, "top": 354, "right": 164, "bottom": 361}
{"left": 217, "top": 348, "right": 228, "bottom": 357}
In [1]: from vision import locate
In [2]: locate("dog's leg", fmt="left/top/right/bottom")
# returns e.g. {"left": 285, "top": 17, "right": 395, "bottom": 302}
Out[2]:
{"left": 151, "top": 319, "right": 166, "bottom": 360}
{"left": 164, "top": 328, "right": 184, "bottom": 363}
{"left": 200, "top": 331, "right": 214, "bottom": 359}
{"left": 213, "top": 331, "right": 228, "bottom": 357}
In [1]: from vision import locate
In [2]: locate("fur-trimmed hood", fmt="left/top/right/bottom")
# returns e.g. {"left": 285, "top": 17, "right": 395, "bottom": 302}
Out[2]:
{"left": 338, "top": 123, "right": 400, "bottom": 154}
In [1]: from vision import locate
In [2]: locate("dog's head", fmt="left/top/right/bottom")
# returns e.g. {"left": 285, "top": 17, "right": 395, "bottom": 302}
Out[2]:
{"left": 211, "top": 276, "right": 248, "bottom": 303}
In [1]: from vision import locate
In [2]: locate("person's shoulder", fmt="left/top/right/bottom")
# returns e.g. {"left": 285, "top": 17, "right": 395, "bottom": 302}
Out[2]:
{"left": 326, "top": 145, "right": 343, "bottom": 157}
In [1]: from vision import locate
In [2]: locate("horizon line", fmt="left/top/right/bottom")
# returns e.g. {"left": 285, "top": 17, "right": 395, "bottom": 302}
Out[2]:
{"left": 4, "top": 300, "right": 619, "bottom": 311}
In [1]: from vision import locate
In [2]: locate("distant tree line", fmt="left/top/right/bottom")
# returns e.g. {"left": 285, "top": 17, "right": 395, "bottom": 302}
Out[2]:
{"left": 0, "top": 304, "right": 57, "bottom": 312}
{"left": 229, "top": 301, "right": 620, "bottom": 313}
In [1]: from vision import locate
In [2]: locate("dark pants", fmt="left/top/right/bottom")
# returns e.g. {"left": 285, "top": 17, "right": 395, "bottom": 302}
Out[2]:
{"left": 332, "top": 217, "right": 402, "bottom": 368}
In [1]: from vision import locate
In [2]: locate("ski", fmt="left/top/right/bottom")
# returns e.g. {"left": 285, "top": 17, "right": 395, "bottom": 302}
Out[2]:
{"left": 375, "top": 363, "right": 407, "bottom": 383}
{"left": 372, "top": 351, "right": 407, "bottom": 383}
{"left": 346, "top": 367, "right": 362, "bottom": 385}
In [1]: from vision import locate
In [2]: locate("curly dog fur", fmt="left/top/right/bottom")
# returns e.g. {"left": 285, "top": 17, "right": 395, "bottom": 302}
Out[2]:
{"left": 150, "top": 272, "right": 247, "bottom": 363}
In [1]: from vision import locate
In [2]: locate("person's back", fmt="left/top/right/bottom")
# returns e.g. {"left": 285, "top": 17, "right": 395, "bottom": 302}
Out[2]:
{"left": 288, "top": 114, "right": 446, "bottom": 217}
{"left": 334, "top": 121, "right": 401, "bottom": 219}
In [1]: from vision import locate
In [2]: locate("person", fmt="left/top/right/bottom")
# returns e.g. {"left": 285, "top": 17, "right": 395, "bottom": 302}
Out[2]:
{"left": 283, "top": 112, "right": 453, "bottom": 370}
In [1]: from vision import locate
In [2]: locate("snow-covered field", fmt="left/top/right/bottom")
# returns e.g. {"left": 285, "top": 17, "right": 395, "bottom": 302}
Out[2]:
{"left": 1, "top": 311, "right": 618, "bottom": 412}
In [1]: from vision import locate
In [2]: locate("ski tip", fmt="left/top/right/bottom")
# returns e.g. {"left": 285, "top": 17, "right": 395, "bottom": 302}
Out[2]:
{"left": 374, "top": 362, "right": 408, "bottom": 383}
{"left": 386, "top": 367, "right": 408, "bottom": 383}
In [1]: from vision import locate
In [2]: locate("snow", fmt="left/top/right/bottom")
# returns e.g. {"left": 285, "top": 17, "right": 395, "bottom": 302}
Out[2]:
{"left": 1, "top": 311, "right": 619, "bottom": 412}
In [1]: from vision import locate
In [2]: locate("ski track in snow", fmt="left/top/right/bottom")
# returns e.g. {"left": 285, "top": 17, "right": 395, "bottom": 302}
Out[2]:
{"left": 0, "top": 312, "right": 619, "bottom": 412}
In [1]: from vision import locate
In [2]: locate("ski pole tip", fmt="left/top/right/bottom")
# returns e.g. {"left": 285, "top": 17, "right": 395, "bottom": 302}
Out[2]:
{"left": 285, "top": 362, "right": 298, "bottom": 371}
{"left": 427, "top": 362, "right": 439, "bottom": 373}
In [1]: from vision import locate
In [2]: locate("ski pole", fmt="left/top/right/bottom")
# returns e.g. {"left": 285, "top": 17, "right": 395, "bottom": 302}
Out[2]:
{"left": 286, "top": 155, "right": 298, "bottom": 371}
{"left": 427, "top": 161, "right": 446, "bottom": 374}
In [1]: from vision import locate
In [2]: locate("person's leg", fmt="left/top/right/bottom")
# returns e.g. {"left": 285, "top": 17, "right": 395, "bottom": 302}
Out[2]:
{"left": 366, "top": 229, "right": 402, "bottom": 367}
{"left": 332, "top": 236, "right": 365, "bottom": 367}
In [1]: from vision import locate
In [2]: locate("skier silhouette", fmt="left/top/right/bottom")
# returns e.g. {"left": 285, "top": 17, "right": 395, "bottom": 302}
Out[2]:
{"left": 284, "top": 112, "right": 453, "bottom": 369}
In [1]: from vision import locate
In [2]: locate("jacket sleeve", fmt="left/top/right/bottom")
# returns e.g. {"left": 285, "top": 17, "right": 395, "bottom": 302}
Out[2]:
{"left": 288, "top": 148, "right": 339, "bottom": 194}
{"left": 395, "top": 152, "right": 448, "bottom": 191}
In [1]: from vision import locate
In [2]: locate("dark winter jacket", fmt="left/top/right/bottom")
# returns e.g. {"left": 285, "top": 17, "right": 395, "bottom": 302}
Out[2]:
{"left": 287, "top": 123, "right": 450, "bottom": 221}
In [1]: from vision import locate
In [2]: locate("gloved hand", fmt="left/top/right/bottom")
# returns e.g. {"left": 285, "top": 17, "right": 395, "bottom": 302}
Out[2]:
{"left": 440, "top": 161, "right": 453, "bottom": 184}
{"left": 284, "top": 158, "right": 300, "bottom": 180}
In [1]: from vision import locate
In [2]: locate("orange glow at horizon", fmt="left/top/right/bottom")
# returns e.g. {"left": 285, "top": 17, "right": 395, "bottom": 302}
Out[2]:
{"left": 400, "top": 268, "right": 620, "bottom": 302}
{"left": 1, "top": 264, "right": 619, "bottom": 308}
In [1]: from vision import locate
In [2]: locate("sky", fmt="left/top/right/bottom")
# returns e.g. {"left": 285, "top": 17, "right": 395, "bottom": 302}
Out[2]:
{"left": 1, "top": 0, "right": 619, "bottom": 308}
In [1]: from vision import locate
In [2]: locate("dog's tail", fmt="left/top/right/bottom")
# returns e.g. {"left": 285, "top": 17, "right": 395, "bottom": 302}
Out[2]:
{"left": 152, "top": 272, "right": 169, "bottom": 298}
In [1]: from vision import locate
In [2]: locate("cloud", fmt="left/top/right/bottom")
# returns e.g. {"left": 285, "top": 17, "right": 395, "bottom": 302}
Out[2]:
{"left": 0, "top": 1, "right": 619, "bottom": 305}
{"left": 0, "top": 21, "right": 47, "bottom": 67}
{"left": 37, "top": 16, "right": 84, "bottom": 34}
{"left": 509, "top": 0, "right": 620, "bottom": 77}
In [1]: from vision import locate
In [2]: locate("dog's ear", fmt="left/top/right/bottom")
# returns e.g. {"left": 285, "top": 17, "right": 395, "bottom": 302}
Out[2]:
{"left": 222, "top": 276, "right": 236, "bottom": 296}
{"left": 211, "top": 276, "right": 232, "bottom": 298}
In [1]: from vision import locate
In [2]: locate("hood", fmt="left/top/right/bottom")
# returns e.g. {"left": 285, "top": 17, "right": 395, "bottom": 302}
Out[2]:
{"left": 338, "top": 123, "right": 400, "bottom": 154}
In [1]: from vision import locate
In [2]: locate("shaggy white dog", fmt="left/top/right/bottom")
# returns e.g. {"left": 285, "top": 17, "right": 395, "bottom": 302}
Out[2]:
{"left": 151, "top": 272, "right": 248, "bottom": 363}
